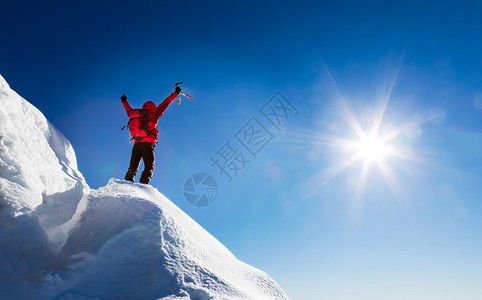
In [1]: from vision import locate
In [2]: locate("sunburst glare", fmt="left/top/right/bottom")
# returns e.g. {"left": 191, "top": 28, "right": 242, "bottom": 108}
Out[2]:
{"left": 294, "top": 64, "right": 441, "bottom": 216}
{"left": 349, "top": 132, "right": 394, "bottom": 164}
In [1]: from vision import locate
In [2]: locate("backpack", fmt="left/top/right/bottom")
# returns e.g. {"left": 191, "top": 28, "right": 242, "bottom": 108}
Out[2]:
{"left": 122, "top": 109, "right": 152, "bottom": 142}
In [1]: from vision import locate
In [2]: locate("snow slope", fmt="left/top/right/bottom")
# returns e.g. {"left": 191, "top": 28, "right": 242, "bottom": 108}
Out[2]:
{"left": 0, "top": 75, "right": 289, "bottom": 300}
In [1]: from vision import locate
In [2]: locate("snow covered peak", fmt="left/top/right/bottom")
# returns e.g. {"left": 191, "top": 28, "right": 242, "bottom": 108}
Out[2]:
{"left": 0, "top": 74, "right": 10, "bottom": 90}
{"left": 0, "top": 74, "right": 87, "bottom": 218}
{"left": 0, "top": 76, "right": 289, "bottom": 299}
{"left": 51, "top": 179, "right": 289, "bottom": 299}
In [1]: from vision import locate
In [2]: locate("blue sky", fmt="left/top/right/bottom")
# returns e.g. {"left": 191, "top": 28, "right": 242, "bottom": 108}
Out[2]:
{"left": 2, "top": 0, "right": 482, "bottom": 298}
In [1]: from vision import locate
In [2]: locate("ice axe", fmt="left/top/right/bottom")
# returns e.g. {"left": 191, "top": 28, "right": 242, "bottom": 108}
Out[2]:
{"left": 173, "top": 81, "right": 193, "bottom": 105}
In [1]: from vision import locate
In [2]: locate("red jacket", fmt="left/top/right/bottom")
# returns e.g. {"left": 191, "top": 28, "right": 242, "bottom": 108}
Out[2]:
{"left": 122, "top": 92, "right": 178, "bottom": 144}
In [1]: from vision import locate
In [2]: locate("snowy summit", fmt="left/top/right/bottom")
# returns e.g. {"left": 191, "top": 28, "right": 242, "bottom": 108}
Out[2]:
{"left": 0, "top": 75, "right": 289, "bottom": 300}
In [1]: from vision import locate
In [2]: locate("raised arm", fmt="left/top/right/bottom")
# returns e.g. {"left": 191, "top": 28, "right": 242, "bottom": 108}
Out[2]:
{"left": 152, "top": 92, "right": 178, "bottom": 119}
{"left": 121, "top": 94, "right": 133, "bottom": 113}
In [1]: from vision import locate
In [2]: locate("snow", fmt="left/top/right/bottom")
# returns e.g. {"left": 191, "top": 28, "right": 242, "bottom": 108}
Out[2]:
{"left": 0, "top": 74, "right": 289, "bottom": 300}
{"left": 0, "top": 74, "right": 87, "bottom": 219}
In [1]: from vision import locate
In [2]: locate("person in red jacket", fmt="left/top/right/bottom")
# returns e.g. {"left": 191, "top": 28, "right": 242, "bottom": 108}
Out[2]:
{"left": 121, "top": 86, "right": 180, "bottom": 184}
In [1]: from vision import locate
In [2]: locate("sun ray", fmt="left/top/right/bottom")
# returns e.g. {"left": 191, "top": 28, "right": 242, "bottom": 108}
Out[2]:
{"left": 350, "top": 160, "right": 371, "bottom": 219}
{"left": 301, "top": 159, "right": 356, "bottom": 200}
{"left": 377, "top": 160, "right": 404, "bottom": 206}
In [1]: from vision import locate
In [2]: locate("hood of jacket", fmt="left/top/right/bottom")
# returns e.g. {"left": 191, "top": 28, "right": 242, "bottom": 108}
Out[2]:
{"left": 142, "top": 101, "right": 157, "bottom": 111}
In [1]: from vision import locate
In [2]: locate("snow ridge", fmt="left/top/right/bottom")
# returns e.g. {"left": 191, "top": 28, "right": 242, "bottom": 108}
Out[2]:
{"left": 0, "top": 75, "right": 288, "bottom": 300}
{"left": 0, "top": 74, "right": 87, "bottom": 218}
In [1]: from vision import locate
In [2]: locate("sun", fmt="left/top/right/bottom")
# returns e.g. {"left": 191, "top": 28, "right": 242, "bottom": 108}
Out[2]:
{"left": 298, "top": 92, "right": 432, "bottom": 211}
{"left": 293, "top": 60, "right": 439, "bottom": 215}
{"left": 297, "top": 103, "right": 422, "bottom": 213}
{"left": 351, "top": 134, "right": 393, "bottom": 164}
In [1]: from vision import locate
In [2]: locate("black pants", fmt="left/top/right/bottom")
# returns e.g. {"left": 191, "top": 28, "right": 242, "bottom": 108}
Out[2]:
{"left": 125, "top": 142, "right": 156, "bottom": 184}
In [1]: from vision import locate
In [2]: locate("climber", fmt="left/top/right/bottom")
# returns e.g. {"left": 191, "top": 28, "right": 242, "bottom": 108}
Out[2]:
{"left": 121, "top": 86, "right": 180, "bottom": 184}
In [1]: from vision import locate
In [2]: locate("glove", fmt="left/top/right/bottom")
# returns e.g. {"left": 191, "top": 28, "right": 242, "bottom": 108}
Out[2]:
{"left": 175, "top": 86, "right": 181, "bottom": 94}
{"left": 121, "top": 94, "right": 127, "bottom": 102}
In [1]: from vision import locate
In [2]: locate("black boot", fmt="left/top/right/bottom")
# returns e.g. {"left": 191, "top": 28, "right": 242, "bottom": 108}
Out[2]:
{"left": 125, "top": 168, "right": 137, "bottom": 182}
{"left": 139, "top": 170, "right": 153, "bottom": 184}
